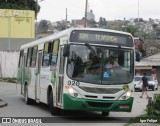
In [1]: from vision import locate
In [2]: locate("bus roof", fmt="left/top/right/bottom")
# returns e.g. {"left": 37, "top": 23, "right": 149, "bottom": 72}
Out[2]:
{"left": 20, "top": 27, "right": 133, "bottom": 50}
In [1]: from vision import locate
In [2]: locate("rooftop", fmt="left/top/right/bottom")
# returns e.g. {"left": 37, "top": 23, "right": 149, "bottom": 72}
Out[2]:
{"left": 135, "top": 52, "right": 160, "bottom": 66}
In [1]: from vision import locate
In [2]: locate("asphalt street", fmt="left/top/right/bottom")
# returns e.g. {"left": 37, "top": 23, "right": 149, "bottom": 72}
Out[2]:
{"left": 0, "top": 82, "right": 160, "bottom": 126}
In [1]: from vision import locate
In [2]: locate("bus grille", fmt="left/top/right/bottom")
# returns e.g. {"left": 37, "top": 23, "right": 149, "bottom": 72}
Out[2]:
{"left": 79, "top": 86, "right": 121, "bottom": 94}
{"left": 87, "top": 101, "right": 113, "bottom": 108}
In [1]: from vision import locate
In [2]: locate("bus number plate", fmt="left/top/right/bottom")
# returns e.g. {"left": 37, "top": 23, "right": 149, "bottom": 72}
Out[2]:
{"left": 68, "top": 80, "right": 80, "bottom": 86}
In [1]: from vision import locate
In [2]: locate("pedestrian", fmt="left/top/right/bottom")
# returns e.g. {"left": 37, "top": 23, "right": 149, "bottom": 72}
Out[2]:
{"left": 139, "top": 73, "right": 149, "bottom": 99}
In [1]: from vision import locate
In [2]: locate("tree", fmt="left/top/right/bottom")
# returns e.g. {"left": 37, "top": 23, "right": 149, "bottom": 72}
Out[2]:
{"left": 88, "top": 20, "right": 97, "bottom": 28}
{"left": 99, "top": 17, "right": 107, "bottom": 28}
{"left": 152, "top": 24, "right": 159, "bottom": 29}
{"left": 37, "top": 20, "right": 48, "bottom": 33}
{"left": 134, "top": 18, "right": 144, "bottom": 23}
{"left": 122, "top": 25, "right": 138, "bottom": 36}
{"left": 122, "top": 25, "right": 149, "bottom": 40}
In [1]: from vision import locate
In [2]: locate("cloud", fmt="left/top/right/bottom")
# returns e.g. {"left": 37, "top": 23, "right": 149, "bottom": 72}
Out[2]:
{"left": 38, "top": 0, "right": 160, "bottom": 22}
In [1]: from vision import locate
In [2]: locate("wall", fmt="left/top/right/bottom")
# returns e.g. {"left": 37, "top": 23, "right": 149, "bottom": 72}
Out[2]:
{"left": 0, "top": 9, "right": 35, "bottom": 38}
{"left": 0, "top": 51, "right": 19, "bottom": 78}
{"left": 0, "top": 38, "right": 35, "bottom": 51}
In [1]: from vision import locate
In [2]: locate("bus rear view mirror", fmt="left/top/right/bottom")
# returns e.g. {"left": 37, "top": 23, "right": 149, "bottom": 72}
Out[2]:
{"left": 63, "top": 44, "right": 70, "bottom": 57}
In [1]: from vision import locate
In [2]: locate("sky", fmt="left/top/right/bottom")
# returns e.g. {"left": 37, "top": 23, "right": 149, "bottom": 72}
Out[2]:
{"left": 37, "top": 0, "right": 160, "bottom": 22}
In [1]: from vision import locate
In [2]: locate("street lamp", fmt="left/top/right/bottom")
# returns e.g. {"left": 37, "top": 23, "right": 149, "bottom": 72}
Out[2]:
{"left": 0, "top": 13, "right": 18, "bottom": 51}
{"left": 138, "top": 0, "right": 139, "bottom": 25}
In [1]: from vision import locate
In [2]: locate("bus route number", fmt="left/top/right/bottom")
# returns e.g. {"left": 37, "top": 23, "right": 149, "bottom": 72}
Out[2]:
{"left": 68, "top": 80, "right": 80, "bottom": 86}
{"left": 79, "top": 33, "right": 88, "bottom": 40}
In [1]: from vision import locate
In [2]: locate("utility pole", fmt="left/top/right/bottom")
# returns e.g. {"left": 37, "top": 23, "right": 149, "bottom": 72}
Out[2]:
{"left": 36, "top": 0, "right": 38, "bottom": 38}
{"left": 66, "top": 8, "right": 68, "bottom": 29}
{"left": 84, "top": 0, "right": 88, "bottom": 27}
{"left": 138, "top": 0, "right": 139, "bottom": 26}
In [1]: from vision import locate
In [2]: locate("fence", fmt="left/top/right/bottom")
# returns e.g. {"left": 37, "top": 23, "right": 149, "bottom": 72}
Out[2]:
{"left": 0, "top": 51, "right": 19, "bottom": 78}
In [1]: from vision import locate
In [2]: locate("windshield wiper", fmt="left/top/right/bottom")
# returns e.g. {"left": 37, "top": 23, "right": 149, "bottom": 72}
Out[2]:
{"left": 111, "top": 45, "right": 121, "bottom": 57}
{"left": 85, "top": 43, "right": 96, "bottom": 56}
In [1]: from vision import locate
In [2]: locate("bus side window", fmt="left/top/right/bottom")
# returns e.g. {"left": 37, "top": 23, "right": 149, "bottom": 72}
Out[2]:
{"left": 30, "top": 46, "right": 38, "bottom": 67}
{"left": 18, "top": 50, "right": 24, "bottom": 68}
{"left": 26, "top": 48, "right": 32, "bottom": 67}
{"left": 42, "top": 42, "right": 52, "bottom": 67}
{"left": 51, "top": 40, "right": 59, "bottom": 66}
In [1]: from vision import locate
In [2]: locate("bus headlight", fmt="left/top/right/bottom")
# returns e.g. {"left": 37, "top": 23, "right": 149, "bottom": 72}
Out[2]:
{"left": 68, "top": 88, "right": 74, "bottom": 94}
{"left": 118, "top": 91, "right": 132, "bottom": 100}
{"left": 65, "top": 86, "right": 81, "bottom": 98}
{"left": 126, "top": 91, "right": 131, "bottom": 97}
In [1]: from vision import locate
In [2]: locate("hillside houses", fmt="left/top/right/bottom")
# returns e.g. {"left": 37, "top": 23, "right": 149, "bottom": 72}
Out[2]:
{"left": 135, "top": 52, "right": 160, "bottom": 83}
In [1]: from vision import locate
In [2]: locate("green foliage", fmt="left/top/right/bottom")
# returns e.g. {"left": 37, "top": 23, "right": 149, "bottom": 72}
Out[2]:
{"left": 146, "top": 94, "right": 160, "bottom": 116}
{"left": 109, "top": 24, "right": 122, "bottom": 31}
{"left": 122, "top": 25, "right": 138, "bottom": 36}
{"left": 136, "top": 30, "right": 149, "bottom": 40}
{"left": 121, "top": 25, "right": 149, "bottom": 40}
{"left": 0, "top": 2, "right": 29, "bottom": 10}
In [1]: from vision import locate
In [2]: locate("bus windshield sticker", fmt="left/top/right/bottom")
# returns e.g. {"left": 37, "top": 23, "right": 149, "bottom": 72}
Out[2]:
{"left": 123, "top": 84, "right": 129, "bottom": 92}
{"left": 103, "top": 71, "right": 110, "bottom": 78}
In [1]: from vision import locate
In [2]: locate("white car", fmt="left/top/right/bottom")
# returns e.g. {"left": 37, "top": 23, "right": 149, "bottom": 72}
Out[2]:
{"left": 147, "top": 76, "right": 158, "bottom": 91}
{"left": 134, "top": 76, "right": 158, "bottom": 91}
{"left": 134, "top": 76, "right": 143, "bottom": 91}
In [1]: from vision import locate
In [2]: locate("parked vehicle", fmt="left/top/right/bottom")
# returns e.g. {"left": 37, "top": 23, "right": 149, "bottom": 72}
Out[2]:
{"left": 147, "top": 76, "right": 158, "bottom": 91}
{"left": 134, "top": 76, "right": 143, "bottom": 91}
{"left": 134, "top": 76, "right": 158, "bottom": 91}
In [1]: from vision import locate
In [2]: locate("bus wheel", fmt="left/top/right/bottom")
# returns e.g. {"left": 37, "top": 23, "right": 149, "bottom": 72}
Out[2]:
{"left": 49, "top": 91, "right": 60, "bottom": 115}
{"left": 24, "top": 85, "right": 32, "bottom": 105}
{"left": 102, "top": 111, "right": 110, "bottom": 116}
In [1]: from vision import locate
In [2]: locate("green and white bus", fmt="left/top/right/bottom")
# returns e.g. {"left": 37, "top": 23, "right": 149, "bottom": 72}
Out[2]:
{"left": 17, "top": 28, "right": 135, "bottom": 116}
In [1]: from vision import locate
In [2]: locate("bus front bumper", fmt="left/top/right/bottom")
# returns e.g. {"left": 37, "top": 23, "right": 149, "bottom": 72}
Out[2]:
{"left": 63, "top": 94, "right": 133, "bottom": 112}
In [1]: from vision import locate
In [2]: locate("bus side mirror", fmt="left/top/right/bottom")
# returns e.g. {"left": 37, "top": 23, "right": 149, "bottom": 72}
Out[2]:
{"left": 63, "top": 44, "right": 69, "bottom": 57}
{"left": 135, "top": 52, "right": 140, "bottom": 62}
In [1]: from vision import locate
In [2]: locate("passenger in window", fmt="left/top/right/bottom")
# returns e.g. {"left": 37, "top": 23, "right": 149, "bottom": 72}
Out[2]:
{"left": 105, "top": 56, "right": 119, "bottom": 69}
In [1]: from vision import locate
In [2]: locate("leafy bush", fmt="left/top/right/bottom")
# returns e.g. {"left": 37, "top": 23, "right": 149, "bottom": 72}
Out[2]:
{"left": 147, "top": 93, "right": 160, "bottom": 116}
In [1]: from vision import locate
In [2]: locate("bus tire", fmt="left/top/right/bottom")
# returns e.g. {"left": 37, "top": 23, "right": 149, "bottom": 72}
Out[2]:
{"left": 102, "top": 111, "right": 110, "bottom": 116}
{"left": 49, "top": 91, "right": 60, "bottom": 115}
{"left": 24, "top": 85, "right": 32, "bottom": 105}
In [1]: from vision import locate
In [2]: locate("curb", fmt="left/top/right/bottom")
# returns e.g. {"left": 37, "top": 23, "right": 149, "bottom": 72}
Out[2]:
{"left": 0, "top": 99, "right": 8, "bottom": 108}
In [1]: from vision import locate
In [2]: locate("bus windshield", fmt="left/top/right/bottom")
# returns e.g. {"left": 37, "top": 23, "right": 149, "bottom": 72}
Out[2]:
{"left": 67, "top": 44, "right": 134, "bottom": 85}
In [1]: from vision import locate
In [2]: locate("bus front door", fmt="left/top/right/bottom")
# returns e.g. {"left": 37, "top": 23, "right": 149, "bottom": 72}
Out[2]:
{"left": 21, "top": 53, "right": 27, "bottom": 95}
{"left": 57, "top": 47, "right": 65, "bottom": 106}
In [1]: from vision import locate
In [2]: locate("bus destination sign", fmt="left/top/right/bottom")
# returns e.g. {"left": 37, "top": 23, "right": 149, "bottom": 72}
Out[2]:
{"left": 70, "top": 30, "right": 133, "bottom": 47}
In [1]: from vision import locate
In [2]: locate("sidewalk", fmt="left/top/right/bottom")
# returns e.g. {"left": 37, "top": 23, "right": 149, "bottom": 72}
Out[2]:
{"left": 0, "top": 99, "right": 7, "bottom": 107}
